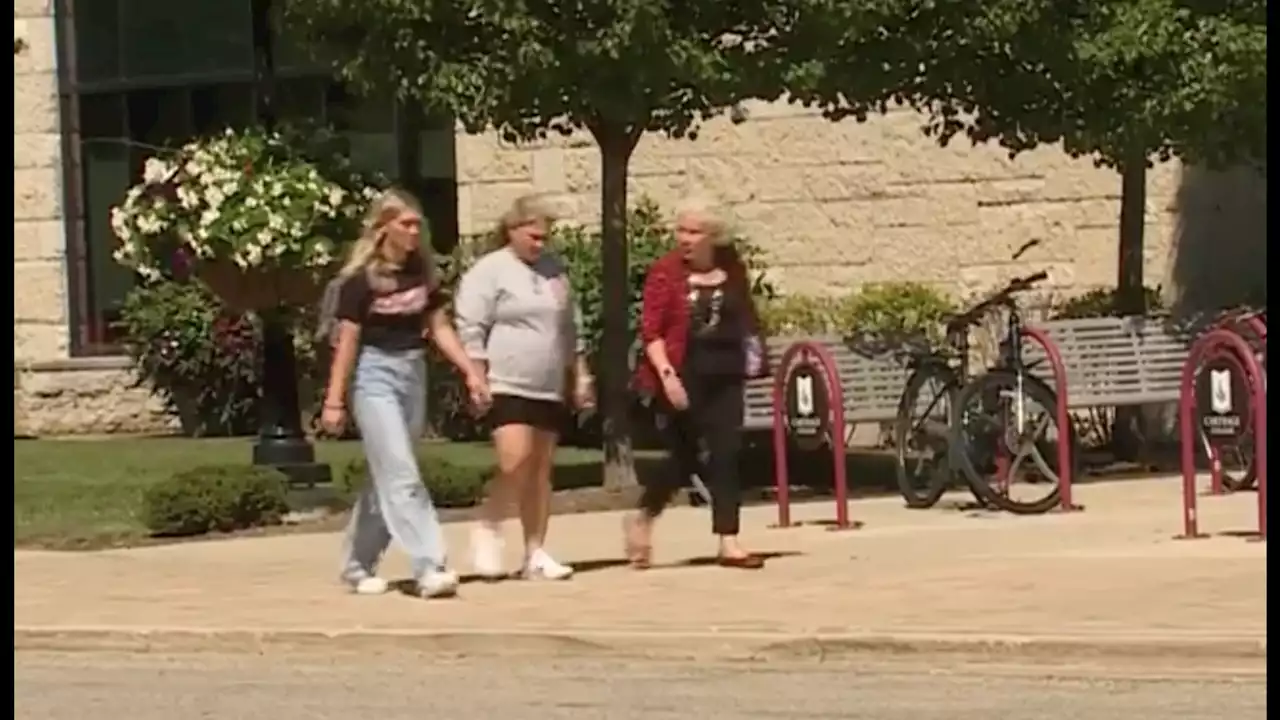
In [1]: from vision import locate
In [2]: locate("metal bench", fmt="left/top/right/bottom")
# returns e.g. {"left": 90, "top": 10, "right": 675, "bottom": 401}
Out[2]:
{"left": 1025, "top": 316, "right": 1190, "bottom": 409}
{"left": 743, "top": 335, "right": 910, "bottom": 437}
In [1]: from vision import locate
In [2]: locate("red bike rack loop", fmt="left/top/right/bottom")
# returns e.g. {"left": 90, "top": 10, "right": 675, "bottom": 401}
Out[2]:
{"left": 770, "top": 340, "right": 851, "bottom": 530}
{"left": 1019, "top": 326, "right": 1079, "bottom": 513}
{"left": 1202, "top": 314, "right": 1267, "bottom": 496}
{"left": 1178, "top": 328, "right": 1267, "bottom": 540}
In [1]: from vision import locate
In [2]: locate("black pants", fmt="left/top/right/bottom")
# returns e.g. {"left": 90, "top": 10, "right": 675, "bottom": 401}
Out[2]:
{"left": 639, "top": 374, "right": 745, "bottom": 536}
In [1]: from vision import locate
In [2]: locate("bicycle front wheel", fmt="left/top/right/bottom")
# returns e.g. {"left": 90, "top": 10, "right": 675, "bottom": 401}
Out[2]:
{"left": 951, "top": 370, "right": 1080, "bottom": 515}
{"left": 894, "top": 362, "right": 960, "bottom": 509}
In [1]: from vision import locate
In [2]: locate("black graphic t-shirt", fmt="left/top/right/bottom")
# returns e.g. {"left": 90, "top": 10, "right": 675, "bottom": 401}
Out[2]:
{"left": 334, "top": 253, "right": 448, "bottom": 351}
{"left": 685, "top": 282, "right": 747, "bottom": 378}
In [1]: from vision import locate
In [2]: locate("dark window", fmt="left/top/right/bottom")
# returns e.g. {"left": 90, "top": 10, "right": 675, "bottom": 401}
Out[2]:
{"left": 55, "top": 0, "right": 457, "bottom": 356}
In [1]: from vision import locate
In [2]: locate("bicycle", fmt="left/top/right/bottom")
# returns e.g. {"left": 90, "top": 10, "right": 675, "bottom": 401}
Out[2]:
{"left": 944, "top": 272, "right": 1082, "bottom": 515}
{"left": 847, "top": 321, "right": 979, "bottom": 510}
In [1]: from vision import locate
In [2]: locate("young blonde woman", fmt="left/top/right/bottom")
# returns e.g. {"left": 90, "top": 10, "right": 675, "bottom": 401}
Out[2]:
{"left": 321, "top": 188, "right": 488, "bottom": 599}
{"left": 454, "top": 194, "right": 594, "bottom": 581}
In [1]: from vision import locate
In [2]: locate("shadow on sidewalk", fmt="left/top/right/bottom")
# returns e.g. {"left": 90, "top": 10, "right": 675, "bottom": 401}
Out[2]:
{"left": 386, "top": 551, "right": 805, "bottom": 593}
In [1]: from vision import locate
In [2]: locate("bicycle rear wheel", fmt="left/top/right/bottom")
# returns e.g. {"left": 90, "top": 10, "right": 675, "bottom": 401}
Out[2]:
{"left": 894, "top": 363, "right": 962, "bottom": 509}
{"left": 951, "top": 370, "right": 1080, "bottom": 515}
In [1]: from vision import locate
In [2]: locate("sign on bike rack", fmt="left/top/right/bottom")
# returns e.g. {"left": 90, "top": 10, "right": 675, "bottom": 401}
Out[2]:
{"left": 1177, "top": 327, "right": 1267, "bottom": 541}
{"left": 1195, "top": 349, "right": 1252, "bottom": 446}
{"left": 783, "top": 356, "right": 831, "bottom": 452}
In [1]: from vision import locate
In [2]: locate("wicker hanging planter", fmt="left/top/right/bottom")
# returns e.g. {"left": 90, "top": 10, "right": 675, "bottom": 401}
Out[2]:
{"left": 197, "top": 261, "right": 334, "bottom": 313}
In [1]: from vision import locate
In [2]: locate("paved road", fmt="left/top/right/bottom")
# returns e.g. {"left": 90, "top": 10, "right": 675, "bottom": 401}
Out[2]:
{"left": 15, "top": 652, "right": 1266, "bottom": 720}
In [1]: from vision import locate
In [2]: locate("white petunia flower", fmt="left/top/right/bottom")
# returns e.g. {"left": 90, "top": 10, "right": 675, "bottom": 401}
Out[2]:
{"left": 143, "top": 157, "right": 173, "bottom": 185}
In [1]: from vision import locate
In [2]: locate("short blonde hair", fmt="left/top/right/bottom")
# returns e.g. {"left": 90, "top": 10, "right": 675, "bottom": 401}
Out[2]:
{"left": 673, "top": 196, "right": 733, "bottom": 246}
{"left": 490, "top": 193, "right": 561, "bottom": 249}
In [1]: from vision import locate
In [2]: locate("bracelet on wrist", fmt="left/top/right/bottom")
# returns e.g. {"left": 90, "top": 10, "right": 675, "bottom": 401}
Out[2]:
{"left": 324, "top": 402, "right": 345, "bottom": 411}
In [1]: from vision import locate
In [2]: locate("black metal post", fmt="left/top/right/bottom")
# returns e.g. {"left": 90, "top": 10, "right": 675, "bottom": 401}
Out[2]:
{"left": 250, "top": 0, "right": 329, "bottom": 488}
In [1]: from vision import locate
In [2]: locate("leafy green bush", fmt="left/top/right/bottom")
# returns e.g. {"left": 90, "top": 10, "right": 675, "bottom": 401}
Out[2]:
{"left": 758, "top": 295, "right": 843, "bottom": 335}
{"left": 1052, "top": 286, "right": 1166, "bottom": 319}
{"left": 760, "top": 282, "right": 956, "bottom": 341}
{"left": 117, "top": 281, "right": 263, "bottom": 436}
{"left": 338, "top": 455, "right": 493, "bottom": 508}
{"left": 838, "top": 282, "right": 957, "bottom": 343}
{"left": 140, "top": 465, "right": 290, "bottom": 537}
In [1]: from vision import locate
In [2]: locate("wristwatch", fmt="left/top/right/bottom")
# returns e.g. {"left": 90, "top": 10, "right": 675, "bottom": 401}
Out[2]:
{"left": 659, "top": 367, "right": 676, "bottom": 380}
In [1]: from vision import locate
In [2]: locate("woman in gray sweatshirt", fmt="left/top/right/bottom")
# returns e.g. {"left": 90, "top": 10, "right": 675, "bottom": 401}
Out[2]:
{"left": 454, "top": 194, "right": 594, "bottom": 581}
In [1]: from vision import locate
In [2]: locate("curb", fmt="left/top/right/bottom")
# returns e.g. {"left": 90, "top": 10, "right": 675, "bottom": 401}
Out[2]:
{"left": 14, "top": 626, "right": 1267, "bottom": 665}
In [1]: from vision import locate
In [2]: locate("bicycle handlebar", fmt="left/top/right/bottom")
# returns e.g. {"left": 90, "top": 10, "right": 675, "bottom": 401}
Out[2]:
{"left": 945, "top": 270, "right": 1049, "bottom": 333}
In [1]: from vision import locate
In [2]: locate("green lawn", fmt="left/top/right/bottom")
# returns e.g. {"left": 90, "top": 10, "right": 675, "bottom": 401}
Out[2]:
{"left": 13, "top": 437, "right": 604, "bottom": 550}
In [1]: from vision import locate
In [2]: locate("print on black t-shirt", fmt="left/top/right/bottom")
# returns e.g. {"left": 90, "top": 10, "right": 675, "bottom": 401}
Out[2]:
{"left": 334, "top": 253, "right": 447, "bottom": 351}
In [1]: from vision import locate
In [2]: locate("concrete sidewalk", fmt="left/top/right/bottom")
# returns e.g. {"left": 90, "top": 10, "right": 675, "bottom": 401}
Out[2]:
{"left": 13, "top": 477, "right": 1267, "bottom": 662}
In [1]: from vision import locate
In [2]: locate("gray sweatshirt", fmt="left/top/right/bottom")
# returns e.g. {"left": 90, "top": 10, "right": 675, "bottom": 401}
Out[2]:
{"left": 454, "top": 248, "right": 585, "bottom": 402}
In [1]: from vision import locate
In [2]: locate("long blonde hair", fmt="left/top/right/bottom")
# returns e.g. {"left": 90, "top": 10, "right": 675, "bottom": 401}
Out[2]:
{"left": 339, "top": 188, "right": 426, "bottom": 288}
{"left": 489, "top": 193, "right": 560, "bottom": 250}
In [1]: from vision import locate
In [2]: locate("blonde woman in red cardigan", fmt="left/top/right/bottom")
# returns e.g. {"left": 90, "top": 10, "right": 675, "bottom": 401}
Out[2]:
{"left": 625, "top": 198, "right": 769, "bottom": 571}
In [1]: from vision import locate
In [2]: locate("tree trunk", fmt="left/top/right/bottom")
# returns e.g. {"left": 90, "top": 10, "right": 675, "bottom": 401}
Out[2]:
{"left": 1113, "top": 156, "right": 1148, "bottom": 462}
{"left": 1116, "top": 158, "right": 1147, "bottom": 315}
{"left": 595, "top": 123, "right": 640, "bottom": 490}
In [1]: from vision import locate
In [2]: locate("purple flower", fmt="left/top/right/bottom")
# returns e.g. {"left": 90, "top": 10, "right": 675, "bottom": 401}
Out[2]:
{"left": 171, "top": 246, "right": 194, "bottom": 280}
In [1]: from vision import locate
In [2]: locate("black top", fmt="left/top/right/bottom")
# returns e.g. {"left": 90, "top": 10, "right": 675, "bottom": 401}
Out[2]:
{"left": 684, "top": 282, "right": 748, "bottom": 378}
{"left": 334, "top": 253, "right": 448, "bottom": 351}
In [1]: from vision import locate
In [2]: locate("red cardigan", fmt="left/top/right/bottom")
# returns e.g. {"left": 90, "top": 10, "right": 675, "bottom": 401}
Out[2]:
{"left": 633, "top": 248, "right": 767, "bottom": 395}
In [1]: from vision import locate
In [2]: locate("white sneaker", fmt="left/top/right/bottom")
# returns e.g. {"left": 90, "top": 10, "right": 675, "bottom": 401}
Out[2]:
{"left": 351, "top": 576, "right": 389, "bottom": 595}
{"left": 521, "top": 549, "right": 574, "bottom": 581}
{"left": 417, "top": 568, "right": 460, "bottom": 599}
{"left": 471, "top": 525, "right": 506, "bottom": 580}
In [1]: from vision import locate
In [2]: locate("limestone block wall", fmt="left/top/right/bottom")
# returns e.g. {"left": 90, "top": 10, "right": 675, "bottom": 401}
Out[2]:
{"left": 13, "top": 0, "right": 169, "bottom": 436}
{"left": 455, "top": 101, "right": 1182, "bottom": 302}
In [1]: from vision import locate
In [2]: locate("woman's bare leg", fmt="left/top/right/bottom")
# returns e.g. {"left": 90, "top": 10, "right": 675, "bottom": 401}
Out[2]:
{"left": 473, "top": 423, "right": 536, "bottom": 579}
{"left": 520, "top": 429, "right": 573, "bottom": 579}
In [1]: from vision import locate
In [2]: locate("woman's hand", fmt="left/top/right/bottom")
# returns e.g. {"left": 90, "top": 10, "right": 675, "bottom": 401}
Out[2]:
{"left": 465, "top": 370, "right": 492, "bottom": 415}
{"left": 661, "top": 374, "right": 689, "bottom": 411}
{"left": 320, "top": 404, "right": 347, "bottom": 436}
{"left": 573, "top": 373, "right": 597, "bottom": 412}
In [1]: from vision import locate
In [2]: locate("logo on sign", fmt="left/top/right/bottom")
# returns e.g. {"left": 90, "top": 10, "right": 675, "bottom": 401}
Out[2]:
{"left": 1209, "top": 369, "right": 1233, "bottom": 414}
{"left": 795, "top": 375, "right": 814, "bottom": 416}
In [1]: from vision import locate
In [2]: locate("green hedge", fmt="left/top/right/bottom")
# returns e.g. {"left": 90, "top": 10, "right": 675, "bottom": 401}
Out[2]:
{"left": 140, "top": 465, "right": 291, "bottom": 537}
{"left": 336, "top": 455, "right": 493, "bottom": 508}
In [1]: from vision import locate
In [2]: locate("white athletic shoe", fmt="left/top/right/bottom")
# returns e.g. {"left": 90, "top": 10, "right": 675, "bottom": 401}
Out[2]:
{"left": 521, "top": 549, "right": 574, "bottom": 581}
{"left": 417, "top": 568, "right": 460, "bottom": 599}
{"left": 471, "top": 525, "right": 507, "bottom": 580}
{"left": 350, "top": 576, "right": 390, "bottom": 595}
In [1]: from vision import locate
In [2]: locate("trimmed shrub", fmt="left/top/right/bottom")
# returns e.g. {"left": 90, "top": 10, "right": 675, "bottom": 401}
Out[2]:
{"left": 1052, "top": 286, "right": 1166, "bottom": 319}
{"left": 760, "top": 282, "right": 956, "bottom": 342}
{"left": 337, "top": 455, "right": 493, "bottom": 509}
{"left": 140, "top": 465, "right": 290, "bottom": 537}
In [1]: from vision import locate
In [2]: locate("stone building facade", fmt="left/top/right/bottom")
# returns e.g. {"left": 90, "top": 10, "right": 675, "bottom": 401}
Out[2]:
{"left": 13, "top": 0, "right": 1264, "bottom": 436}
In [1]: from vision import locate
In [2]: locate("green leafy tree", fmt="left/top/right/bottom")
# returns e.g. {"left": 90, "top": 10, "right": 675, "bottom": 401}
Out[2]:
{"left": 784, "top": 0, "right": 1265, "bottom": 315}
{"left": 282, "top": 0, "right": 792, "bottom": 487}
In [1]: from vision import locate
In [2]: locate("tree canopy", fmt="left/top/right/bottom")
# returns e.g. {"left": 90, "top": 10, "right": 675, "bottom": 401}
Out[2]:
{"left": 783, "top": 0, "right": 1267, "bottom": 170}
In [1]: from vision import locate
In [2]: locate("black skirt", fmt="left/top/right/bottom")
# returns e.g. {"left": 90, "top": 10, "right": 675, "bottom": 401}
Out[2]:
{"left": 488, "top": 393, "right": 567, "bottom": 433}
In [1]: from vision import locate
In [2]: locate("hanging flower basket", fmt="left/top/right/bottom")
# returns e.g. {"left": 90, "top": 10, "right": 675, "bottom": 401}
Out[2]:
{"left": 196, "top": 261, "right": 335, "bottom": 312}
{"left": 108, "top": 125, "right": 384, "bottom": 297}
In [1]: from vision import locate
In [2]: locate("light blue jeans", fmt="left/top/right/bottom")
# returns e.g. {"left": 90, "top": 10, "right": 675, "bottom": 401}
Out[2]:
{"left": 340, "top": 346, "right": 447, "bottom": 581}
